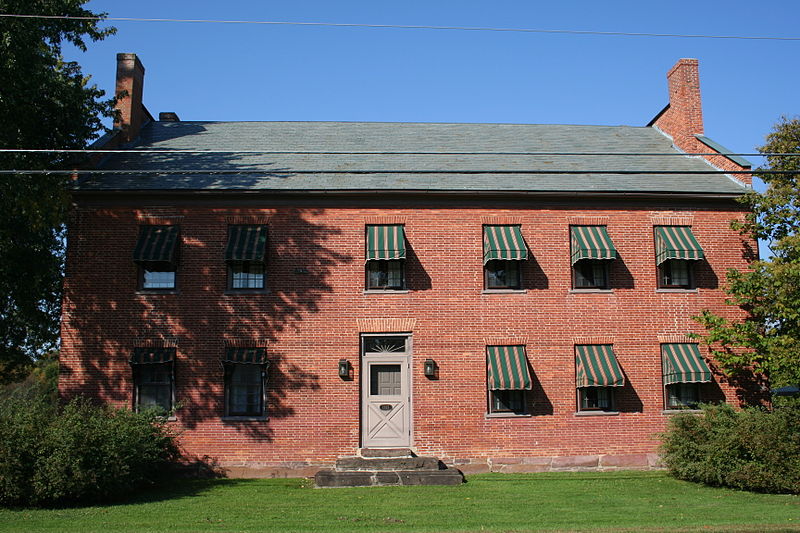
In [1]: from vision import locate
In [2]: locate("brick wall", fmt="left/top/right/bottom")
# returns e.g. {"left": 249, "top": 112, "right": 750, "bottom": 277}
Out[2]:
{"left": 60, "top": 196, "right": 757, "bottom": 468}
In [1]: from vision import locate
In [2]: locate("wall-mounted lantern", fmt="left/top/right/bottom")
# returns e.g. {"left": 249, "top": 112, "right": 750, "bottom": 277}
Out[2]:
{"left": 424, "top": 358, "right": 438, "bottom": 379}
{"left": 338, "top": 359, "right": 352, "bottom": 380}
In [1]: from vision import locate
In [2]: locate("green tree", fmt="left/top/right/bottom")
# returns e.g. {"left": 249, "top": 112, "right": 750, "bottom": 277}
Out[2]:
{"left": 0, "top": 1, "right": 115, "bottom": 382}
{"left": 696, "top": 116, "right": 800, "bottom": 388}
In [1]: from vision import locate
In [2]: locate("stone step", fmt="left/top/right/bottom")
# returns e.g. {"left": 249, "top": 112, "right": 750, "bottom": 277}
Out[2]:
{"left": 335, "top": 456, "right": 442, "bottom": 471}
{"left": 359, "top": 447, "right": 415, "bottom": 458}
{"left": 315, "top": 467, "right": 464, "bottom": 487}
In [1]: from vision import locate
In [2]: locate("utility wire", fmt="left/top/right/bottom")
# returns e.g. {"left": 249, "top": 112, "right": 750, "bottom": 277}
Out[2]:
{"left": 1, "top": 13, "right": 798, "bottom": 42}
{"left": 0, "top": 169, "right": 779, "bottom": 175}
{"left": 0, "top": 149, "right": 789, "bottom": 157}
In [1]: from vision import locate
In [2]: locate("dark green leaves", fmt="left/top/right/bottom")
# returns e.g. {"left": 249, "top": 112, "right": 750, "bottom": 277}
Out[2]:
{"left": 0, "top": 0, "right": 115, "bottom": 380}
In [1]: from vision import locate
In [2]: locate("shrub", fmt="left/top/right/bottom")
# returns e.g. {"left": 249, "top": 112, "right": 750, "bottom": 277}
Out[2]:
{"left": 0, "top": 394, "right": 178, "bottom": 507}
{"left": 661, "top": 403, "right": 800, "bottom": 493}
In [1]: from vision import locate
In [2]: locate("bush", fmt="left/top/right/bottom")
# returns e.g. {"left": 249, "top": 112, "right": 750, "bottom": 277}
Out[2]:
{"left": 660, "top": 403, "right": 800, "bottom": 493}
{"left": 0, "top": 393, "right": 178, "bottom": 507}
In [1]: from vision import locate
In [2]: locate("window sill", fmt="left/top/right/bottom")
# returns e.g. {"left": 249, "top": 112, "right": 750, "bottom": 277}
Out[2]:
{"left": 222, "top": 416, "right": 269, "bottom": 422}
{"left": 363, "top": 289, "right": 410, "bottom": 294}
{"left": 656, "top": 288, "right": 698, "bottom": 293}
{"left": 485, "top": 412, "right": 532, "bottom": 418}
{"left": 481, "top": 289, "right": 527, "bottom": 294}
{"left": 574, "top": 410, "right": 620, "bottom": 417}
{"left": 136, "top": 290, "right": 179, "bottom": 296}
{"left": 662, "top": 409, "right": 702, "bottom": 415}
{"left": 223, "top": 289, "right": 271, "bottom": 296}
{"left": 569, "top": 288, "right": 613, "bottom": 294}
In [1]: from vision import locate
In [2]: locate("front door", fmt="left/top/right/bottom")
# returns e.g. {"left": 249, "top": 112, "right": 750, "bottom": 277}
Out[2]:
{"left": 361, "top": 335, "right": 411, "bottom": 448}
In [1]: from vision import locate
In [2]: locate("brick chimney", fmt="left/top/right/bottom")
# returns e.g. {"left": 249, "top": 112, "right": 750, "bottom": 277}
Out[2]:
{"left": 114, "top": 53, "right": 149, "bottom": 143}
{"left": 649, "top": 58, "right": 751, "bottom": 185}
{"left": 649, "top": 58, "right": 703, "bottom": 151}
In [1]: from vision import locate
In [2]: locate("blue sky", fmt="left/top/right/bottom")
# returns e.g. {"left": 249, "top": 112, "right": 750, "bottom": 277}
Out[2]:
{"left": 64, "top": 0, "right": 798, "bottom": 175}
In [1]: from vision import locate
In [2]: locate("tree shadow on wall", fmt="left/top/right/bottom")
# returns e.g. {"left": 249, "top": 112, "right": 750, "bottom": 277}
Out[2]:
{"left": 707, "top": 359, "right": 769, "bottom": 408}
{"left": 62, "top": 204, "right": 352, "bottom": 445}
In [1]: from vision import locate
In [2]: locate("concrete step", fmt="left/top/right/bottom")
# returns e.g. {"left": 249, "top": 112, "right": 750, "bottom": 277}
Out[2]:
{"left": 335, "top": 456, "right": 442, "bottom": 471}
{"left": 359, "top": 447, "right": 415, "bottom": 458}
{"left": 315, "top": 467, "right": 464, "bottom": 487}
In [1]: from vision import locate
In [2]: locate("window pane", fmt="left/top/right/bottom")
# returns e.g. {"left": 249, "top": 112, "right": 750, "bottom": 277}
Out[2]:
{"left": 231, "top": 263, "right": 265, "bottom": 289}
{"left": 366, "top": 260, "right": 404, "bottom": 289}
{"left": 387, "top": 260, "right": 403, "bottom": 287}
{"left": 486, "top": 260, "right": 520, "bottom": 289}
{"left": 574, "top": 260, "right": 607, "bottom": 288}
{"left": 143, "top": 269, "right": 175, "bottom": 289}
{"left": 580, "top": 387, "right": 611, "bottom": 410}
{"left": 227, "top": 364, "right": 263, "bottom": 416}
{"left": 669, "top": 261, "right": 689, "bottom": 286}
{"left": 490, "top": 390, "right": 525, "bottom": 413}
{"left": 661, "top": 260, "right": 690, "bottom": 287}
{"left": 370, "top": 364, "right": 401, "bottom": 396}
{"left": 136, "top": 363, "right": 172, "bottom": 411}
{"left": 364, "top": 336, "right": 406, "bottom": 353}
{"left": 668, "top": 383, "right": 699, "bottom": 408}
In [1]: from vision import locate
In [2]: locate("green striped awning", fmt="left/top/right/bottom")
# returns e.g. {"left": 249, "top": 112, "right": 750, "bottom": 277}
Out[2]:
{"left": 571, "top": 226, "right": 618, "bottom": 264}
{"left": 487, "top": 345, "right": 532, "bottom": 390}
{"left": 655, "top": 226, "right": 705, "bottom": 265}
{"left": 130, "top": 347, "right": 175, "bottom": 364}
{"left": 662, "top": 344, "right": 712, "bottom": 385}
{"left": 575, "top": 345, "right": 625, "bottom": 387}
{"left": 133, "top": 225, "right": 180, "bottom": 264}
{"left": 483, "top": 226, "right": 528, "bottom": 264}
{"left": 223, "top": 347, "right": 267, "bottom": 364}
{"left": 225, "top": 225, "right": 268, "bottom": 262}
{"left": 366, "top": 225, "right": 406, "bottom": 261}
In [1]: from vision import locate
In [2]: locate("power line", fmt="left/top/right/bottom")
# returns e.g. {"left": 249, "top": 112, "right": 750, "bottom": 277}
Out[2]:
{"left": 0, "top": 149, "right": 788, "bottom": 157}
{"left": 0, "top": 169, "right": 777, "bottom": 175}
{"left": 1, "top": 13, "right": 798, "bottom": 42}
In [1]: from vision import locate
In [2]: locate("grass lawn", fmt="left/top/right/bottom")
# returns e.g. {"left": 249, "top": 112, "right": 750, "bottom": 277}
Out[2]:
{"left": 1, "top": 471, "right": 799, "bottom": 532}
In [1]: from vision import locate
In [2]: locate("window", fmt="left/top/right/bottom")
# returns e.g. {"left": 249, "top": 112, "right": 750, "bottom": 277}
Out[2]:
{"left": 485, "top": 259, "right": 521, "bottom": 289}
{"left": 223, "top": 347, "right": 267, "bottom": 417}
{"left": 666, "top": 382, "right": 700, "bottom": 409}
{"left": 490, "top": 390, "right": 526, "bottom": 414}
{"left": 579, "top": 387, "right": 614, "bottom": 411}
{"left": 658, "top": 259, "right": 692, "bottom": 289}
{"left": 141, "top": 266, "right": 177, "bottom": 289}
{"left": 229, "top": 263, "right": 265, "bottom": 290}
{"left": 654, "top": 226, "right": 704, "bottom": 290}
{"left": 225, "top": 225, "right": 268, "bottom": 291}
{"left": 661, "top": 343, "right": 712, "bottom": 410}
{"left": 486, "top": 345, "right": 531, "bottom": 415}
{"left": 483, "top": 225, "right": 528, "bottom": 290}
{"left": 130, "top": 348, "right": 175, "bottom": 413}
{"left": 366, "top": 260, "right": 404, "bottom": 290}
{"left": 226, "top": 364, "right": 265, "bottom": 416}
{"left": 365, "top": 225, "right": 406, "bottom": 290}
{"left": 572, "top": 260, "right": 609, "bottom": 289}
{"left": 570, "top": 226, "right": 617, "bottom": 290}
{"left": 133, "top": 225, "right": 180, "bottom": 291}
{"left": 574, "top": 345, "right": 624, "bottom": 413}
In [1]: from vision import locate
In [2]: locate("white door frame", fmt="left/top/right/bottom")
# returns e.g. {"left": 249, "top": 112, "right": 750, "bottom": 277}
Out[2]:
{"left": 360, "top": 334, "right": 412, "bottom": 448}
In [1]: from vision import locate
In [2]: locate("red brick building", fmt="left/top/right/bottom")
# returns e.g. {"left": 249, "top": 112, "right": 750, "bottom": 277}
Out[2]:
{"left": 60, "top": 54, "right": 756, "bottom": 475}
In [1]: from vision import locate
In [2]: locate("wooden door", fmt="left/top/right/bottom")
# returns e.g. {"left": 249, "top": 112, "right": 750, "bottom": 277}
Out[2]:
{"left": 361, "top": 335, "right": 411, "bottom": 448}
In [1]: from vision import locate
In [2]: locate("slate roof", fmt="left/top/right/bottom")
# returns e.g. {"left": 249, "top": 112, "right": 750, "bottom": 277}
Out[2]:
{"left": 77, "top": 121, "right": 749, "bottom": 195}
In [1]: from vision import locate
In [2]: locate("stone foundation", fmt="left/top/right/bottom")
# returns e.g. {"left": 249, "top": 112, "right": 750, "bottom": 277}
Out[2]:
{"left": 212, "top": 453, "right": 663, "bottom": 478}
